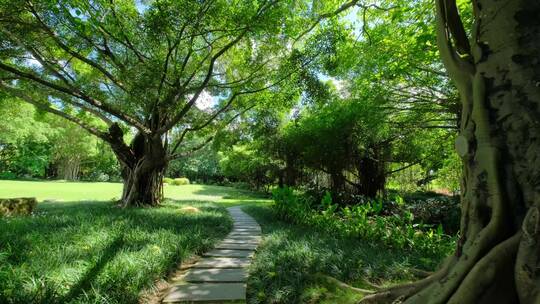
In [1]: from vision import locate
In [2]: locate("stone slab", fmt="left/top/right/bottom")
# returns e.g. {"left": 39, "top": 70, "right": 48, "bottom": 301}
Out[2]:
{"left": 215, "top": 242, "right": 258, "bottom": 250}
{"left": 231, "top": 228, "right": 261, "bottom": 232}
{"left": 221, "top": 238, "right": 260, "bottom": 245}
{"left": 220, "top": 240, "right": 260, "bottom": 245}
{"left": 204, "top": 249, "right": 254, "bottom": 258}
{"left": 193, "top": 257, "right": 251, "bottom": 268}
{"left": 228, "top": 232, "right": 260, "bottom": 236}
{"left": 163, "top": 283, "right": 246, "bottom": 302}
{"left": 233, "top": 228, "right": 260, "bottom": 232}
{"left": 183, "top": 268, "right": 247, "bottom": 283}
{"left": 223, "top": 235, "right": 261, "bottom": 240}
{"left": 232, "top": 223, "right": 258, "bottom": 226}
{"left": 233, "top": 225, "right": 260, "bottom": 229}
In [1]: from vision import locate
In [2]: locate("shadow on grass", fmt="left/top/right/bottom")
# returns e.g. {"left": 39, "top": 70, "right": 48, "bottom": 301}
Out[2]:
{"left": 61, "top": 234, "right": 125, "bottom": 303}
{"left": 7, "top": 200, "right": 230, "bottom": 247}
{"left": 0, "top": 199, "right": 233, "bottom": 303}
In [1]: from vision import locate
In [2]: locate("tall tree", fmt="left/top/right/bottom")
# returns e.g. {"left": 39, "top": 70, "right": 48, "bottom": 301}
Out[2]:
{"left": 361, "top": 0, "right": 540, "bottom": 303}
{"left": 0, "top": 0, "right": 310, "bottom": 206}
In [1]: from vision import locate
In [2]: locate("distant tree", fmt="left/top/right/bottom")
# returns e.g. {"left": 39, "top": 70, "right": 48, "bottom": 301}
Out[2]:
{"left": 0, "top": 96, "right": 118, "bottom": 180}
{"left": 47, "top": 116, "right": 100, "bottom": 180}
{"left": 279, "top": 98, "right": 389, "bottom": 198}
{"left": 167, "top": 145, "right": 222, "bottom": 184}
{"left": 0, "top": 97, "right": 52, "bottom": 178}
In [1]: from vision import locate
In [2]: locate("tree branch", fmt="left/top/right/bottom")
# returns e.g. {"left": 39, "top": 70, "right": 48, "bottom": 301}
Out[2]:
{"left": 0, "top": 61, "right": 149, "bottom": 133}
{"left": 293, "top": 0, "right": 360, "bottom": 46}
{"left": 168, "top": 136, "right": 214, "bottom": 161}
{"left": 0, "top": 82, "right": 110, "bottom": 141}
{"left": 157, "top": 1, "right": 279, "bottom": 135}
{"left": 27, "top": 2, "right": 127, "bottom": 92}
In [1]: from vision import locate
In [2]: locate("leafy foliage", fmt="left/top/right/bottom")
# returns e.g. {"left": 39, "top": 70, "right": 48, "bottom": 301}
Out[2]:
{"left": 272, "top": 187, "right": 455, "bottom": 257}
{"left": 245, "top": 204, "right": 449, "bottom": 304}
{"left": 0, "top": 97, "right": 119, "bottom": 180}
{"left": 171, "top": 177, "right": 190, "bottom": 186}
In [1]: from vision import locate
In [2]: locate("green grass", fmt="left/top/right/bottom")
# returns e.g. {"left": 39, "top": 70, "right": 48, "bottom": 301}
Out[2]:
{"left": 243, "top": 205, "right": 445, "bottom": 304}
{"left": 0, "top": 181, "right": 267, "bottom": 304}
{"left": 0, "top": 180, "right": 269, "bottom": 206}
{"left": 0, "top": 181, "right": 447, "bottom": 303}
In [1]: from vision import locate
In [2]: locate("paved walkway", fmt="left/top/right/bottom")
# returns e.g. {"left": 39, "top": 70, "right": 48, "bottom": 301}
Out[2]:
{"left": 162, "top": 206, "right": 261, "bottom": 303}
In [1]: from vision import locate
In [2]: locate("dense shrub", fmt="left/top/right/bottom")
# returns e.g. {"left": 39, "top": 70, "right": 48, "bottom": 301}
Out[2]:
{"left": 303, "top": 186, "right": 372, "bottom": 206}
{"left": 171, "top": 177, "right": 190, "bottom": 186}
{"left": 272, "top": 187, "right": 455, "bottom": 257}
{"left": 0, "top": 198, "right": 37, "bottom": 216}
{"left": 406, "top": 197, "right": 460, "bottom": 234}
{"left": 303, "top": 188, "right": 461, "bottom": 234}
{"left": 0, "top": 172, "right": 17, "bottom": 180}
{"left": 163, "top": 177, "right": 173, "bottom": 184}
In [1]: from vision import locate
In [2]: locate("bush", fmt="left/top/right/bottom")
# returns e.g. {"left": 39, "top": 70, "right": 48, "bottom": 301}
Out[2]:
{"left": 0, "top": 198, "right": 37, "bottom": 216}
{"left": 94, "top": 173, "right": 109, "bottom": 182}
{"left": 163, "top": 177, "right": 173, "bottom": 184}
{"left": 272, "top": 187, "right": 455, "bottom": 257}
{"left": 171, "top": 177, "right": 190, "bottom": 186}
{"left": 229, "top": 181, "right": 253, "bottom": 191}
{"left": 0, "top": 171, "right": 17, "bottom": 180}
{"left": 404, "top": 194, "right": 461, "bottom": 234}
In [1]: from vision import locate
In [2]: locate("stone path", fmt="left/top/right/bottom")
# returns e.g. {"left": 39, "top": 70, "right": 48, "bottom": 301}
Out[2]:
{"left": 162, "top": 206, "right": 261, "bottom": 303}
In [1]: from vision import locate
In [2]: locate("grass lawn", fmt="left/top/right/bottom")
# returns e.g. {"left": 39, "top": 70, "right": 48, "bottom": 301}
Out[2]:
{"left": 0, "top": 180, "right": 267, "bottom": 304}
{"left": 0, "top": 180, "right": 269, "bottom": 206}
{"left": 243, "top": 205, "right": 445, "bottom": 304}
{"left": 0, "top": 180, "right": 447, "bottom": 303}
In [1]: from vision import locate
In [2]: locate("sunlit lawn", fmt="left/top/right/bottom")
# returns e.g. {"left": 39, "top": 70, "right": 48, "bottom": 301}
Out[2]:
{"left": 0, "top": 180, "right": 268, "bottom": 304}
{"left": 0, "top": 180, "right": 269, "bottom": 206}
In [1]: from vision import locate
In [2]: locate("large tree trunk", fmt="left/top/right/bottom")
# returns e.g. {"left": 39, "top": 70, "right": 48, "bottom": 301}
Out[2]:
{"left": 284, "top": 155, "right": 298, "bottom": 187}
{"left": 109, "top": 127, "right": 168, "bottom": 207}
{"left": 361, "top": 1, "right": 540, "bottom": 303}
{"left": 120, "top": 163, "right": 165, "bottom": 207}
{"left": 355, "top": 147, "right": 386, "bottom": 198}
{"left": 58, "top": 157, "right": 81, "bottom": 180}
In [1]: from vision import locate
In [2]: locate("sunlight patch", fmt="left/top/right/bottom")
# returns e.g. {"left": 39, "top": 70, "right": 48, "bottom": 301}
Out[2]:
{"left": 180, "top": 206, "right": 201, "bottom": 213}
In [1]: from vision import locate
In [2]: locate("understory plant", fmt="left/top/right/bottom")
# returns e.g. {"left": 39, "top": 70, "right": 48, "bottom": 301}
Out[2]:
{"left": 272, "top": 187, "right": 455, "bottom": 258}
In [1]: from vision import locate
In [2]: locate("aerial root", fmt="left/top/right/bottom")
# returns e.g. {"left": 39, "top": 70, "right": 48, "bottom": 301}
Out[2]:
{"left": 356, "top": 267, "right": 447, "bottom": 304}
{"left": 314, "top": 273, "right": 376, "bottom": 294}
{"left": 516, "top": 206, "right": 540, "bottom": 303}
{"left": 407, "top": 268, "right": 432, "bottom": 278}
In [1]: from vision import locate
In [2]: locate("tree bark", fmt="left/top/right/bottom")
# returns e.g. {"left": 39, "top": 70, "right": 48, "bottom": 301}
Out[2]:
{"left": 284, "top": 155, "right": 299, "bottom": 187}
{"left": 355, "top": 147, "right": 386, "bottom": 198}
{"left": 362, "top": 0, "right": 540, "bottom": 303}
{"left": 108, "top": 126, "right": 167, "bottom": 207}
{"left": 58, "top": 158, "right": 81, "bottom": 180}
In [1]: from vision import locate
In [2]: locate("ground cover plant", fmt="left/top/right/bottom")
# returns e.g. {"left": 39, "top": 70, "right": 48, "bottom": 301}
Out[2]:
{"left": 0, "top": 183, "right": 269, "bottom": 304}
{"left": 272, "top": 187, "right": 456, "bottom": 258}
{"left": 243, "top": 204, "right": 449, "bottom": 304}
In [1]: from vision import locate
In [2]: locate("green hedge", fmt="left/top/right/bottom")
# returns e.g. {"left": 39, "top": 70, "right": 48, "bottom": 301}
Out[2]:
{"left": 171, "top": 177, "right": 190, "bottom": 186}
{"left": 0, "top": 198, "right": 37, "bottom": 216}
